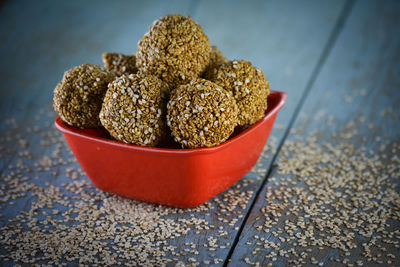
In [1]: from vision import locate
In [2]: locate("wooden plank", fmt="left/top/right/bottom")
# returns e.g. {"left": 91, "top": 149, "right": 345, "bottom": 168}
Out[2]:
{"left": 0, "top": 0, "right": 346, "bottom": 265}
{"left": 0, "top": 0, "right": 194, "bottom": 124}
{"left": 0, "top": 0, "right": 194, "bottom": 175}
{"left": 229, "top": 0, "right": 400, "bottom": 265}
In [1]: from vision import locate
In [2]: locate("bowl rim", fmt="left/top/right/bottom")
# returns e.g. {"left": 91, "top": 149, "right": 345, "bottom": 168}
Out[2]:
{"left": 55, "top": 90, "right": 286, "bottom": 155}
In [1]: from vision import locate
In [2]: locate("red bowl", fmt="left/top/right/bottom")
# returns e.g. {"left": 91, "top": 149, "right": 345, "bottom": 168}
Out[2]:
{"left": 55, "top": 90, "right": 286, "bottom": 208}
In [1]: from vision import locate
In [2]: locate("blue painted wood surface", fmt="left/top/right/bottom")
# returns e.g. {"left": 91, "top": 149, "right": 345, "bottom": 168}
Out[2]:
{"left": 0, "top": 0, "right": 399, "bottom": 265}
{"left": 229, "top": 0, "right": 400, "bottom": 266}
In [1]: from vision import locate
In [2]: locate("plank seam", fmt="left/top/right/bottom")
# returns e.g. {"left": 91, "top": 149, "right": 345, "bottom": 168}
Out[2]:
{"left": 223, "top": 0, "right": 356, "bottom": 265}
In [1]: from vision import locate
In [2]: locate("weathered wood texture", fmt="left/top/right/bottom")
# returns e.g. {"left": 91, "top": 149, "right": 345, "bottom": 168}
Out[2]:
{"left": 1, "top": 0, "right": 398, "bottom": 266}
{"left": 229, "top": 0, "right": 400, "bottom": 266}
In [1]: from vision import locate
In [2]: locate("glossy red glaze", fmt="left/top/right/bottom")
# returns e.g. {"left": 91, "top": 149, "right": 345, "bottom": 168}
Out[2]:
{"left": 55, "top": 90, "right": 286, "bottom": 208}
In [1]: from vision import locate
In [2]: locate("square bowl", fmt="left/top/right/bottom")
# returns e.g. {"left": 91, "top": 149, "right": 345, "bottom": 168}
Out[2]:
{"left": 55, "top": 90, "right": 286, "bottom": 208}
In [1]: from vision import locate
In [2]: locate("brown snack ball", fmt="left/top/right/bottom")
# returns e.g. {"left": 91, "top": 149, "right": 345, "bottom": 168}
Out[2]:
{"left": 99, "top": 73, "right": 169, "bottom": 146}
{"left": 202, "top": 45, "right": 228, "bottom": 79}
{"left": 167, "top": 78, "right": 238, "bottom": 148}
{"left": 208, "top": 60, "right": 270, "bottom": 126}
{"left": 102, "top": 52, "right": 138, "bottom": 76}
{"left": 136, "top": 14, "right": 210, "bottom": 88}
{"left": 53, "top": 64, "right": 115, "bottom": 128}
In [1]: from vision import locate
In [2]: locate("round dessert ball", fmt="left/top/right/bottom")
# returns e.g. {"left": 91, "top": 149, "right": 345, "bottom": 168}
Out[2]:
{"left": 99, "top": 73, "right": 169, "bottom": 146}
{"left": 208, "top": 60, "right": 270, "bottom": 126}
{"left": 102, "top": 52, "right": 138, "bottom": 76}
{"left": 167, "top": 78, "right": 238, "bottom": 148}
{"left": 209, "top": 45, "right": 228, "bottom": 65}
{"left": 202, "top": 45, "right": 228, "bottom": 79}
{"left": 136, "top": 14, "right": 210, "bottom": 88}
{"left": 53, "top": 64, "right": 115, "bottom": 128}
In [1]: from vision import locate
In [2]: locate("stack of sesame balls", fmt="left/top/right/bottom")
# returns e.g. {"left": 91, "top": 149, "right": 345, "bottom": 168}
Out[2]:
{"left": 53, "top": 14, "right": 270, "bottom": 149}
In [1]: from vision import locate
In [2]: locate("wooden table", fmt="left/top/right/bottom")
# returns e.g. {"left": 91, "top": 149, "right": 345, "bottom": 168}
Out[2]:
{"left": 0, "top": 0, "right": 399, "bottom": 266}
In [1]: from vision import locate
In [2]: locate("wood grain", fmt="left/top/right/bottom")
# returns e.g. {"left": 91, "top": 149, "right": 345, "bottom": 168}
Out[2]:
{"left": 229, "top": 0, "right": 400, "bottom": 265}
{"left": 0, "top": 0, "right": 366, "bottom": 265}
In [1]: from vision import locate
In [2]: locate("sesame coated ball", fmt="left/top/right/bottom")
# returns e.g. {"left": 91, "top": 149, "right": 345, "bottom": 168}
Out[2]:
{"left": 136, "top": 14, "right": 210, "bottom": 88}
{"left": 102, "top": 52, "right": 138, "bottom": 76}
{"left": 53, "top": 64, "right": 115, "bottom": 128}
{"left": 208, "top": 60, "right": 270, "bottom": 126}
{"left": 209, "top": 46, "right": 228, "bottom": 65}
{"left": 99, "top": 73, "right": 169, "bottom": 146}
{"left": 167, "top": 78, "right": 238, "bottom": 148}
{"left": 202, "top": 45, "right": 228, "bottom": 79}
